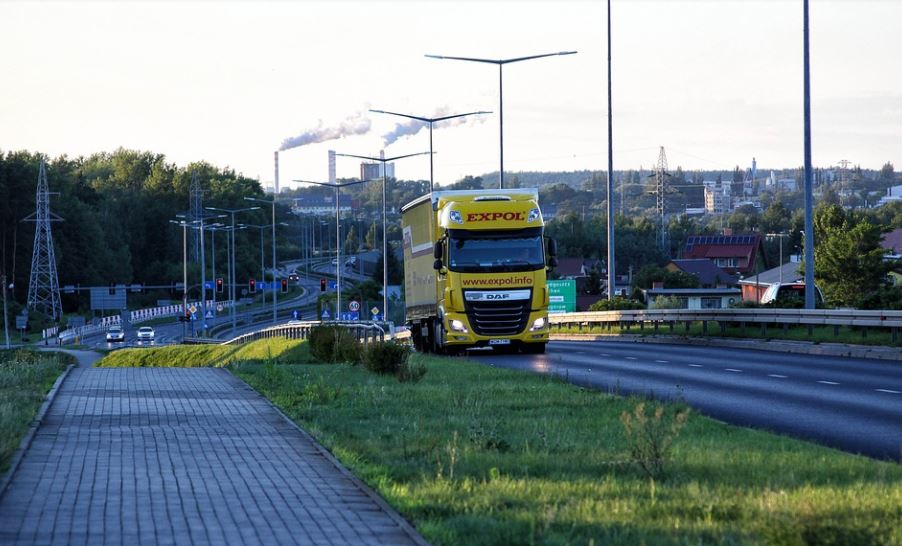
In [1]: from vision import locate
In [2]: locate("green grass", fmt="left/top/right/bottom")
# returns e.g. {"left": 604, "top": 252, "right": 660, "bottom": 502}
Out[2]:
{"left": 553, "top": 321, "right": 902, "bottom": 348}
{"left": 0, "top": 349, "right": 72, "bottom": 473}
{"left": 94, "top": 337, "right": 315, "bottom": 368}
{"left": 230, "top": 352, "right": 901, "bottom": 546}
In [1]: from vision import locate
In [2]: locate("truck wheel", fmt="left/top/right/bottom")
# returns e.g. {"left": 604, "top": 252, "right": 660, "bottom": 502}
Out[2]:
{"left": 522, "top": 343, "right": 546, "bottom": 354}
{"left": 431, "top": 320, "right": 445, "bottom": 355}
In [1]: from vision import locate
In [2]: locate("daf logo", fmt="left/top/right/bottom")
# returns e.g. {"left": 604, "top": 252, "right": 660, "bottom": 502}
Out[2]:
{"left": 485, "top": 293, "right": 510, "bottom": 300}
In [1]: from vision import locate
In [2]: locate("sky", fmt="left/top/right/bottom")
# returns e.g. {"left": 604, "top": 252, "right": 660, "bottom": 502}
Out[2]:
{"left": 1, "top": 0, "right": 899, "bottom": 191}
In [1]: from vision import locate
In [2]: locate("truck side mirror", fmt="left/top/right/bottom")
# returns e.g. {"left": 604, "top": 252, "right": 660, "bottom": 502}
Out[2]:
{"left": 548, "top": 256, "right": 559, "bottom": 268}
{"left": 433, "top": 259, "right": 443, "bottom": 270}
{"left": 433, "top": 240, "right": 444, "bottom": 259}
{"left": 546, "top": 238, "right": 558, "bottom": 258}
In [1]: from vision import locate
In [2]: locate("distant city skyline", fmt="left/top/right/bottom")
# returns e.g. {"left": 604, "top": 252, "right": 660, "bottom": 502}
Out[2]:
{"left": 1, "top": 1, "right": 899, "bottom": 189}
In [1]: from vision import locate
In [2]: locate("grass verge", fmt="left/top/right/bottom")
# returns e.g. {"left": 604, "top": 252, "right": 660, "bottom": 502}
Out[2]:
{"left": 553, "top": 321, "right": 902, "bottom": 348}
{"left": 0, "top": 349, "right": 73, "bottom": 473}
{"left": 94, "top": 337, "right": 314, "bottom": 368}
{"left": 232, "top": 352, "right": 901, "bottom": 546}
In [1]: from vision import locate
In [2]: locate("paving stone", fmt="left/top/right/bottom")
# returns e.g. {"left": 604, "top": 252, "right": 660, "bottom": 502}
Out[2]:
{"left": 0, "top": 363, "right": 425, "bottom": 545}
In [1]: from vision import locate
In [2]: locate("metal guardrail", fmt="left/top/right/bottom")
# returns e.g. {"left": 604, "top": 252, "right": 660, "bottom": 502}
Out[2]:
{"left": 548, "top": 308, "right": 902, "bottom": 341}
{"left": 222, "top": 320, "right": 391, "bottom": 347}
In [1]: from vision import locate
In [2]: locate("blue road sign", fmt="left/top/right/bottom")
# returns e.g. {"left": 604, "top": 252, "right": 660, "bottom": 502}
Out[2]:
{"left": 204, "top": 281, "right": 213, "bottom": 289}
{"left": 321, "top": 309, "right": 330, "bottom": 320}
{"left": 292, "top": 310, "right": 300, "bottom": 320}
{"left": 328, "top": 281, "right": 337, "bottom": 290}
{"left": 339, "top": 312, "right": 360, "bottom": 321}
{"left": 258, "top": 281, "right": 267, "bottom": 290}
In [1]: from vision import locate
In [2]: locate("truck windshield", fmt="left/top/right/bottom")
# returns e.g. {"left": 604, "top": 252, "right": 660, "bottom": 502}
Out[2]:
{"left": 448, "top": 235, "right": 545, "bottom": 273}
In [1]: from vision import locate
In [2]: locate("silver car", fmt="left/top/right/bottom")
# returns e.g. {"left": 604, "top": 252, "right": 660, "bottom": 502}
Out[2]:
{"left": 136, "top": 326, "right": 155, "bottom": 341}
{"left": 106, "top": 326, "right": 125, "bottom": 342}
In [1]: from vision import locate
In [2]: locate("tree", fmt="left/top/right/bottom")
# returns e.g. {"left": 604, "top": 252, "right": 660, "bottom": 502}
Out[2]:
{"left": 812, "top": 204, "right": 893, "bottom": 307}
{"left": 344, "top": 224, "right": 359, "bottom": 253}
{"left": 373, "top": 242, "right": 403, "bottom": 285}
{"left": 631, "top": 265, "right": 698, "bottom": 291}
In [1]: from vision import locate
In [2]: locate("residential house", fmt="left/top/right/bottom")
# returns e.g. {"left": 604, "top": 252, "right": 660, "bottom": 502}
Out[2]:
{"left": 682, "top": 232, "right": 767, "bottom": 276}
{"left": 665, "top": 259, "right": 739, "bottom": 288}
{"left": 644, "top": 287, "right": 742, "bottom": 310}
{"left": 737, "top": 260, "right": 803, "bottom": 302}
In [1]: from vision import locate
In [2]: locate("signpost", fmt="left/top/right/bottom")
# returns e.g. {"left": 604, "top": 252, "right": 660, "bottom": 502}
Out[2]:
{"left": 547, "top": 280, "right": 576, "bottom": 313}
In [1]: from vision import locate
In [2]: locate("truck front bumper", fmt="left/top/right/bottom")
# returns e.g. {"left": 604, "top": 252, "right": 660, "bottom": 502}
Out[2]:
{"left": 442, "top": 312, "right": 549, "bottom": 346}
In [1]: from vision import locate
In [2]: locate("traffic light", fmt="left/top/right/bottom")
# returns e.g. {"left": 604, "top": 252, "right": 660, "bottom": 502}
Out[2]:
{"left": 180, "top": 309, "right": 190, "bottom": 322}
{"left": 249, "top": 278, "right": 256, "bottom": 293}
{"left": 108, "top": 282, "right": 115, "bottom": 295}
{"left": 320, "top": 278, "right": 326, "bottom": 292}
{"left": 280, "top": 278, "right": 288, "bottom": 293}
{"left": 216, "top": 278, "right": 224, "bottom": 293}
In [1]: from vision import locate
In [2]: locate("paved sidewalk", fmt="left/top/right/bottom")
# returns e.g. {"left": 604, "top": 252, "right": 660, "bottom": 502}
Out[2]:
{"left": 0, "top": 355, "right": 426, "bottom": 545}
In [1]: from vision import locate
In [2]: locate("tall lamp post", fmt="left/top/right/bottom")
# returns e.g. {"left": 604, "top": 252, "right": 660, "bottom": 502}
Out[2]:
{"left": 369, "top": 109, "right": 491, "bottom": 192}
{"left": 802, "top": 0, "right": 815, "bottom": 309}
{"left": 239, "top": 223, "right": 271, "bottom": 307}
{"left": 205, "top": 223, "right": 226, "bottom": 308}
{"left": 606, "top": 0, "right": 615, "bottom": 301}
{"left": 293, "top": 178, "right": 372, "bottom": 320}
{"left": 334, "top": 151, "right": 431, "bottom": 319}
{"left": 206, "top": 206, "right": 259, "bottom": 334}
{"left": 244, "top": 197, "right": 279, "bottom": 324}
{"left": 425, "top": 51, "right": 577, "bottom": 188}
{"left": 169, "top": 218, "right": 197, "bottom": 339}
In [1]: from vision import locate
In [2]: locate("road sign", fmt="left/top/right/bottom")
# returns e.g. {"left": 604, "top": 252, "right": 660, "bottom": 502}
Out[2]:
{"left": 321, "top": 309, "right": 331, "bottom": 320}
{"left": 15, "top": 316, "right": 27, "bottom": 329}
{"left": 292, "top": 310, "right": 300, "bottom": 320}
{"left": 205, "top": 310, "right": 213, "bottom": 319}
{"left": 258, "top": 281, "right": 267, "bottom": 290}
{"left": 349, "top": 300, "right": 360, "bottom": 312}
{"left": 340, "top": 311, "right": 360, "bottom": 321}
{"left": 216, "top": 303, "right": 224, "bottom": 312}
{"left": 204, "top": 281, "right": 213, "bottom": 289}
{"left": 189, "top": 304, "right": 197, "bottom": 314}
{"left": 547, "top": 280, "right": 576, "bottom": 313}
{"left": 328, "top": 281, "right": 337, "bottom": 290}
{"left": 371, "top": 306, "right": 380, "bottom": 316}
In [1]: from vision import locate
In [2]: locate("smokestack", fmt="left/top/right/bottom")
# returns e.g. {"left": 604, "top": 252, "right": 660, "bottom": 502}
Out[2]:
{"left": 379, "top": 150, "right": 385, "bottom": 177}
{"left": 328, "top": 150, "right": 336, "bottom": 183}
{"left": 274, "top": 151, "right": 280, "bottom": 194}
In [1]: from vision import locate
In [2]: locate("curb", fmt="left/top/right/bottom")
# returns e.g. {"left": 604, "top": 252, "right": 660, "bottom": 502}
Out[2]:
{"left": 0, "top": 363, "right": 75, "bottom": 502}
{"left": 549, "top": 333, "right": 902, "bottom": 361}
{"left": 225, "top": 369, "right": 432, "bottom": 546}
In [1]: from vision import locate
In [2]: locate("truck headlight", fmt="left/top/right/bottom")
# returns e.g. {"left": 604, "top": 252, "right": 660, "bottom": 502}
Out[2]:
{"left": 450, "top": 210, "right": 463, "bottom": 224}
{"left": 529, "top": 317, "right": 547, "bottom": 331}
{"left": 449, "top": 319, "right": 468, "bottom": 333}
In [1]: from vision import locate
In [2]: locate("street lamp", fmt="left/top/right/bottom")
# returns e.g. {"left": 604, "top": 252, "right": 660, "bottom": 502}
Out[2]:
{"left": 369, "top": 109, "right": 491, "bottom": 192}
{"left": 293, "top": 179, "right": 372, "bottom": 320}
{"left": 206, "top": 206, "right": 259, "bottom": 334}
{"left": 169, "top": 218, "right": 199, "bottom": 338}
{"left": 334, "top": 151, "right": 431, "bottom": 319}
{"left": 425, "top": 50, "right": 577, "bottom": 188}
{"left": 244, "top": 197, "right": 280, "bottom": 324}
{"left": 767, "top": 232, "right": 791, "bottom": 286}
{"left": 205, "top": 223, "right": 227, "bottom": 308}
{"left": 239, "top": 223, "right": 271, "bottom": 308}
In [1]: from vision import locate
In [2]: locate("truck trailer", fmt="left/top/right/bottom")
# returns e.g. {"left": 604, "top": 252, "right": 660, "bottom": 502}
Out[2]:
{"left": 400, "top": 188, "right": 556, "bottom": 355}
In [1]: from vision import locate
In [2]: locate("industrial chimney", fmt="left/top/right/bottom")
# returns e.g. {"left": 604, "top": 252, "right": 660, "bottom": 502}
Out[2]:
{"left": 273, "top": 151, "right": 280, "bottom": 194}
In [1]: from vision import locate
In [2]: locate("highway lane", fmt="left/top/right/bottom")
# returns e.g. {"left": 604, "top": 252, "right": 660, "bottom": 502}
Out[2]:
{"left": 473, "top": 341, "right": 902, "bottom": 461}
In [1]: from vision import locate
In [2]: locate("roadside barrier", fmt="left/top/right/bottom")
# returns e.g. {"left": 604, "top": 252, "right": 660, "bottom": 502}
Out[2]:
{"left": 548, "top": 308, "right": 902, "bottom": 342}
{"left": 224, "top": 320, "right": 390, "bottom": 346}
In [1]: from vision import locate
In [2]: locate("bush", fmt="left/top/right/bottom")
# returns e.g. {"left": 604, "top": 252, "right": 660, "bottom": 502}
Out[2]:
{"left": 396, "top": 358, "right": 427, "bottom": 383}
{"left": 309, "top": 326, "right": 361, "bottom": 364}
{"left": 620, "top": 401, "right": 689, "bottom": 481}
{"left": 363, "top": 341, "right": 411, "bottom": 375}
{"left": 588, "top": 297, "right": 645, "bottom": 311}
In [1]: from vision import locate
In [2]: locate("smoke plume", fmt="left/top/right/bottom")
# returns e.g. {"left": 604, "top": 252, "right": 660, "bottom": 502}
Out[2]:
{"left": 280, "top": 113, "right": 372, "bottom": 151}
{"left": 382, "top": 107, "right": 489, "bottom": 147}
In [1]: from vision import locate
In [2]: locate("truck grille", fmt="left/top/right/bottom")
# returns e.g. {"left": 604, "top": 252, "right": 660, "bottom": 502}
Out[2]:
{"left": 464, "top": 293, "right": 532, "bottom": 336}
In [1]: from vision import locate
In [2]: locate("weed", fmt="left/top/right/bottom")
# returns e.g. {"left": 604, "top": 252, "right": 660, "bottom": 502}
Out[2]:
{"left": 620, "top": 401, "right": 689, "bottom": 481}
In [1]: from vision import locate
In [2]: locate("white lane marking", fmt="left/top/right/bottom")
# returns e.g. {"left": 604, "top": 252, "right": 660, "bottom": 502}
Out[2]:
{"left": 725, "top": 368, "right": 743, "bottom": 372}
{"left": 688, "top": 364, "right": 703, "bottom": 368}
{"left": 875, "top": 389, "right": 901, "bottom": 394}
{"left": 768, "top": 374, "right": 788, "bottom": 378}
{"left": 817, "top": 380, "right": 840, "bottom": 385}
{"left": 625, "top": 357, "right": 637, "bottom": 360}
{"left": 655, "top": 360, "right": 669, "bottom": 363}
{"left": 600, "top": 353, "right": 610, "bottom": 357}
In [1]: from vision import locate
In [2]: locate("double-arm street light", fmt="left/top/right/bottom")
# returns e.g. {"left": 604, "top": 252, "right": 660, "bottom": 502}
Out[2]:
{"left": 369, "top": 109, "right": 491, "bottom": 192}
{"left": 206, "top": 206, "right": 259, "bottom": 333}
{"left": 293, "top": 179, "right": 371, "bottom": 320}
{"left": 244, "top": 197, "right": 280, "bottom": 324}
{"left": 425, "top": 51, "right": 577, "bottom": 189}
{"left": 334, "top": 151, "right": 431, "bottom": 319}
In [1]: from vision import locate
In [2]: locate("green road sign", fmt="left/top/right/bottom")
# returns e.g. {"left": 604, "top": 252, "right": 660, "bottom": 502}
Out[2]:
{"left": 547, "top": 279, "right": 576, "bottom": 313}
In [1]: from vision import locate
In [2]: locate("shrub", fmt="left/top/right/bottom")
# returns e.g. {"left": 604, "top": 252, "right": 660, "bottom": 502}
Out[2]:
{"left": 620, "top": 401, "right": 689, "bottom": 480}
{"left": 309, "top": 325, "right": 361, "bottom": 364}
{"left": 396, "top": 358, "right": 427, "bottom": 384}
{"left": 588, "top": 297, "right": 645, "bottom": 311}
{"left": 363, "top": 341, "right": 411, "bottom": 375}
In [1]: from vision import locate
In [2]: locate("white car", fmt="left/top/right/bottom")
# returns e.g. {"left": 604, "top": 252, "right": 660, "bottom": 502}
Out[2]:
{"left": 136, "top": 326, "right": 155, "bottom": 341}
{"left": 106, "top": 326, "right": 125, "bottom": 343}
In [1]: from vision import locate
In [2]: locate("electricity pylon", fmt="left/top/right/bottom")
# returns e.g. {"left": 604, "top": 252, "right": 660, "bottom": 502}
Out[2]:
{"left": 24, "top": 160, "right": 63, "bottom": 320}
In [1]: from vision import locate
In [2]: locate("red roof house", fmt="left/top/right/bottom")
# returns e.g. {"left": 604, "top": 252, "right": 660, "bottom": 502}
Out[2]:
{"left": 682, "top": 233, "right": 767, "bottom": 276}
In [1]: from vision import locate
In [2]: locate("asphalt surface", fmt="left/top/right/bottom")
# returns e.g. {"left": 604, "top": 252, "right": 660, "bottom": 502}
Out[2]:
{"left": 473, "top": 340, "right": 902, "bottom": 461}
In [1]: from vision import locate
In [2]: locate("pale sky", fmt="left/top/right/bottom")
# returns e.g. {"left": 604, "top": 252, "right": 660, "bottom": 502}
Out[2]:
{"left": 1, "top": 0, "right": 899, "bottom": 190}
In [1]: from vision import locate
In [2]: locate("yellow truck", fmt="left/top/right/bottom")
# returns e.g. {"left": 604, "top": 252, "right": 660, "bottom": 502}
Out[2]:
{"left": 401, "top": 188, "right": 557, "bottom": 355}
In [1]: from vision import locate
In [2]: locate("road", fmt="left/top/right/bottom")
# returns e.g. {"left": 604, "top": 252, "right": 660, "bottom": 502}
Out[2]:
{"left": 474, "top": 341, "right": 902, "bottom": 461}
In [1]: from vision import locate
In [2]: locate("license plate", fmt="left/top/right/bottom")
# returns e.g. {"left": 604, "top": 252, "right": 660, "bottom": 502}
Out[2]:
{"left": 488, "top": 339, "right": 511, "bottom": 345}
